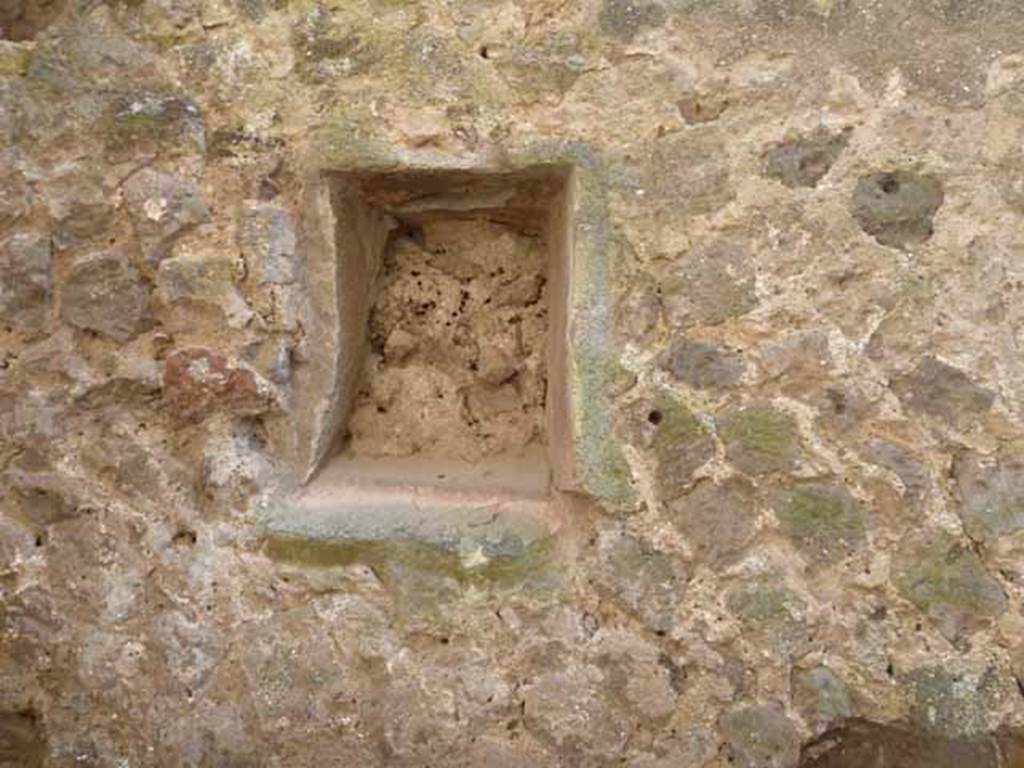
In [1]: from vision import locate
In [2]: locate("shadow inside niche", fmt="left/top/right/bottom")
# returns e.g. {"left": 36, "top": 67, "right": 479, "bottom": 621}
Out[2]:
{"left": 0, "top": 0, "right": 67, "bottom": 41}
{"left": 799, "top": 718, "right": 1024, "bottom": 768}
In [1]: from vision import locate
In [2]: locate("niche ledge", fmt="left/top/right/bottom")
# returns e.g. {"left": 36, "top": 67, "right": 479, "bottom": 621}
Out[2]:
{"left": 263, "top": 164, "right": 576, "bottom": 572}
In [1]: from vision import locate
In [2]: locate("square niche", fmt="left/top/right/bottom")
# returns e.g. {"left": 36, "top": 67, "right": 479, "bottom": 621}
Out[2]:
{"left": 309, "top": 167, "right": 574, "bottom": 510}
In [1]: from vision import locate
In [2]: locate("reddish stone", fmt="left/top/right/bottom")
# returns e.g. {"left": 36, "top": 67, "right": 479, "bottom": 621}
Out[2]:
{"left": 162, "top": 348, "right": 270, "bottom": 422}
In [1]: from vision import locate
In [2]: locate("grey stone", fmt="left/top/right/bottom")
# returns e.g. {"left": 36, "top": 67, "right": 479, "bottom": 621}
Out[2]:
{"left": 892, "top": 357, "right": 996, "bottom": 427}
{"left": 649, "top": 131, "right": 736, "bottom": 217}
{"left": 727, "top": 581, "right": 811, "bottom": 659}
{"left": 719, "top": 703, "right": 800, "bottom": 768}
{"left": 792, "top": 666, "right": 854, "bottom": 734}
{"left": 953, "top": 448, "right": 1024, "bottom": 541}
{"left": 156, "top": 253, "right": 236, "bottom": 303}
{"left": 669, "top": 476, "right": 758, "bottom": 564}
{"left": 491, "top": 34, "right": 588, "bottom": 103}
{"left": 642, "top": 393, "right": 715, "bottom": 499}
{"left": 614, "top": 271, "right": 661, "bottom": 343}
{"left": 238, "top": 202, "right": 298, "bottom": 285}
{"left": 595, "top": 531, "right": 685, "bottom": 632}
{"left": 864, "top": 439, "right": 930, "bottom": 505}
{"left": 894, "top": 534, "right": 1006, "bottom": 642}
{"left": 718, "top": 402, "right": 800, "bottom": 476}
{"left": 523, "top": 661, "right": 627, "bottom": 756}
{"left": 42, "top": 167, "right": 113, "bottom": 247}
{"left": 662, "top": 239, "right": 757, "bottom": 328}
{"left": 907, "top": 665, "right": 1002, "bottom": 739}
{"left": 599, "top": 0, "right": 667, "bottom": 42}
{"left": 663, "top": 338, "right": 745, "bottom": 390}
{"left": 123, "top": 169, "right": 210, "bottom": 264}
{"left": 0, "top": 161, "right": 31, "bottom": 227}
{"left": 107, "top": 94, "right": 205, "bottom": 157}
{"left": 60, "top": 249, "right": 149, "bottom": 341}
{"left": 851, "top": 170, "right": 944, "bottom": 250}
{"left": 773, "top": 484, "right": 868, "bottom": 564}
{"left": 0, "top": 233, "right": 51, "bottom": 332}
{"left": 765, "top": 128, "right": 850, "bottom": 188}
{"left": 760, "top": 330, "right": 831, "bottom": 383}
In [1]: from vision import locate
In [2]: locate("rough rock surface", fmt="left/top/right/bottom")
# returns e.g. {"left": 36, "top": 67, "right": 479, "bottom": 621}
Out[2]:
{"left": 1, "top": 1, "right": 1024, "bottom": 765}
{"left": 347, "top": 218, "right": 547, "bottom": 460}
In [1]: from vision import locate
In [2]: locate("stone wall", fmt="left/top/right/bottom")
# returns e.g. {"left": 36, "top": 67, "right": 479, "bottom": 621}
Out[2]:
{"left": 3, "top": 1, "right": 1024, "bottom": 765}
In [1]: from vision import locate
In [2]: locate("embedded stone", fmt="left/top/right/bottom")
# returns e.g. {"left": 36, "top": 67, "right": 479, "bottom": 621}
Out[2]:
{"left": 60, "top": 249, "right": 149, "bottom": 341}
{"left": 522, "top": 662, "right": 627, "bottom": 756}
{"left": 0, "top": 161, "right": 30, "bottom": 227}
{"left": 42, "top": 166, "right": 113, "bottom": 247}
{"left": 614, "top": 272, "right": 661, "bottom": 343}
{"left": 663, "top": 338, "right": 745, "bottom": 390}
{"left": 599, "top": 0, "right": 666, "bottom": 42}
{"left": 720, "top": 703, "right": 801, "bottom": 768}
{"left": 291, "top": 6, "right": 384, "bottom": 83}
{"left": 156, "top": 252, "right": 236, "bottom": 304}
{"left": 727, "top": 581, "right": 811, "bottom": 659}
{"left": 162, "top": 348, "right": 273, "bottom": 422}
{"left": 594, "top": 531, "right": 685, "bottom": 633}
{"left": 760, "top": 330, "right": 831, "bottom": 384}
{"left": 643, "top": 393, "right": 715, "bottom": 500}
{"left": 123, "top": 169, "right": 211, "bottom": 264}
{"left": 953, "top": 448, "right": 1024, "bottom": 542}
{"left": 649, "top": 132, "right": 736, "bottom": 217}
{"left": 669, "top": 476, "right": 758, "bottom": 564}
{"left": 490, "top": 38, "right": 587, "bottom": 104}
{"left": 894, "top": 534, "right": 1007, "bottom": 642}
{"left": 0, "top": 232, "right": 51, "bottom": 332}
{"left": 774, "top": 484, "right": 868, "bottom": 564}
{"left": 906, "top": 665, "right": 1001, "bottom": 739}
{"left": 892, "top": 357, "right": 995, "bottom": 426}
{"left": 238, "top": 202, "right": 297, "bottom": 285}
{"left": 764, "top": 128, "right": 850, "bottom": 189}
{"left": 107, "top": 94, "right": 205, "bottom": 156}
{"left": 792, "top": 666, "right": 854, "bottom": 734}
{"left": 864, "top": 439, "right": 930, "bottom": 506}
{"left": 662, "top": 239, "right": 757, "bottom": 328}
{"left": 718, "top": 402, "right": 800, "bottom": 476}
{"left": 851, "top": 170, "right": 944, "bottom": 250}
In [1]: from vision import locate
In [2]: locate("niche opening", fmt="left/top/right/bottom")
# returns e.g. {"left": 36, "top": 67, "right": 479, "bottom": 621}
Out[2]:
{"left": 315, "top": 166, "right": 574, "bottom": 505}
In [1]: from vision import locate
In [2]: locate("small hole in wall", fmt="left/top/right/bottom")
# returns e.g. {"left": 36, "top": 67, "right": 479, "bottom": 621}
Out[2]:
{"left": 647, "top": 409, "right": 663, "bottom": 425}
{"left": 172, "top": 529, "right": 197, "bottom": 546}
{"left": 880, "top": 175, "right": 900, "bottom": 194}
{"left": 479, "top": 45, "right": 490, "bottom": 59}
{"left": 1, "top": 0, "right": 68, "bottom": 41}
{"left": 34, "top": 533, "right": 44, "bottom": 548}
